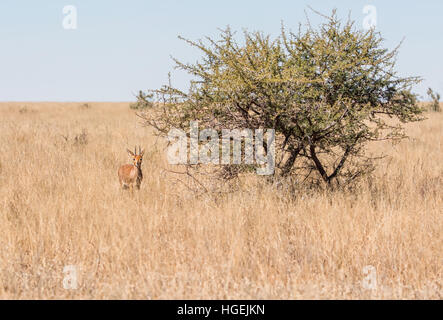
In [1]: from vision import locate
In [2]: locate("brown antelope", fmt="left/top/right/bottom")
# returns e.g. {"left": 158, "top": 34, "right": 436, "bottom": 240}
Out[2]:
{"left": 118, "top": 146, "right": 145, "bottom": 191}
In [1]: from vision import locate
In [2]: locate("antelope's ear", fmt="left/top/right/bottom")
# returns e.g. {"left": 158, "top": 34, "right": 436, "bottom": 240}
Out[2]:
{"left": 127, "top": 149, "right": 135, "bottom": 156}
{"left": 140, "top": 149, "right": 145, "bottom": 157}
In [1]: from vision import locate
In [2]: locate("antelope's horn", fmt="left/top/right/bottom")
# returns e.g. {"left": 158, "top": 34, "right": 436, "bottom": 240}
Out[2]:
{"left": 134, "top": 146, "right": 137, "bottom": 156}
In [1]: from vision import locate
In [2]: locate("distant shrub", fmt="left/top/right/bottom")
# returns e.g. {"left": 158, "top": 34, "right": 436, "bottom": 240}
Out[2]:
{"left": 19, "top": 106, "right": 30, "bottom": 114}
{"left": 73, "top": 129, "right": 88, "bottom": 146}
{"left": 79, "top": 103, "right": 91, "bottom": 110}
{"left": 61, "top": 129, "right": 88, "bottom": 147}
{"left": 130, "top": 91, "right": 154, "bottom": 110}
{"left": 426, "top": 88, "right": 441, "bottom": 112}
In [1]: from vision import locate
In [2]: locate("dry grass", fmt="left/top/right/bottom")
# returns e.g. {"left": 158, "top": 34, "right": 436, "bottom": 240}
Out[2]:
{"left": 0, "top": 102, "right": 441, "bottom": 299}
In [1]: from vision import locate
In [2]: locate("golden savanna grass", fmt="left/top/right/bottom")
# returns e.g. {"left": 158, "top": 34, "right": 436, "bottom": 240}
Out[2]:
{"left": 0, "top": 102, "right": 441, "bottom": 299}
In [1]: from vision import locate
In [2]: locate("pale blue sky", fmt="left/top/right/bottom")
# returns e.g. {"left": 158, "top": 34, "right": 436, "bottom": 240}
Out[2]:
{"left": 0, "top": 0, "right": 441, "bottom": 101}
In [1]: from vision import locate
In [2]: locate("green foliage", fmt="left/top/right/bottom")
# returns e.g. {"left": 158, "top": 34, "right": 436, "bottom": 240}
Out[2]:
{"left": 141, "top": 10, "right": 424, "bottom": 188}
{"left": 426, "top": 88, "right": 441, "bottom": 112}
{"left": 130, "top": 91, "right": 154, "bottom": 110}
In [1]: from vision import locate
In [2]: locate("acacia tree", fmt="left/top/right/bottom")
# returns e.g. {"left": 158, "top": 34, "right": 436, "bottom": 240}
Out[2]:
{"left": 140, "top": 10, "right": 423, "bottom": 190}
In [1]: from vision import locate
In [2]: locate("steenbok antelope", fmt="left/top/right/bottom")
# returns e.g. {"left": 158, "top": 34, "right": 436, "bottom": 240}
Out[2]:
{"left": 118, "top": 146, "right": 145, "bottom": 191}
